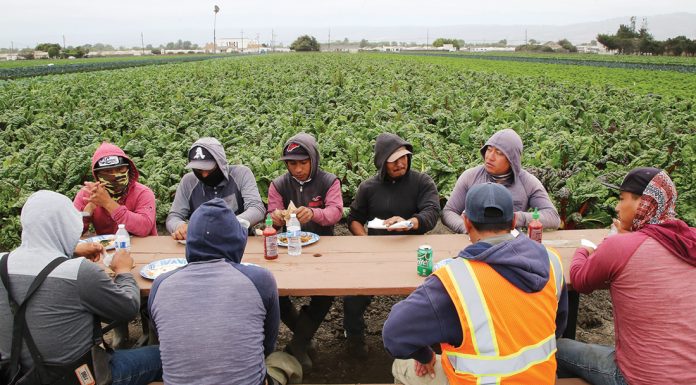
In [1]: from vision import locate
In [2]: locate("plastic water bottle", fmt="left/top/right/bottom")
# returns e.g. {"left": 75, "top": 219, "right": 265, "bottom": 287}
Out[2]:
{"left": 287, "top": 214, "right": 302, "bottom": 256}
{"left": 115, "top": 224, "right": 131, "bottom": 252}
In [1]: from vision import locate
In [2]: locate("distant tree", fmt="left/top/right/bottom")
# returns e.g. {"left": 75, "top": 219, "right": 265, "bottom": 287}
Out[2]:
{"left": 47, "top": 46, "right": 60, "bottom": 58}
{"left": 290, "top": 35, "right": 320, "bottom": 51}
{"left": 151, "top": 48, "right": 162, "bottom": 55}
{"left": 497, "top": 39, "right": 507, "bottom": 47}
{"left": 529, "top": 38, "right": 538, "bottom": 45}
{"left": 515, "top": 44, "right": 553, "bottom": 53}
{"left": 664, "top": 36, "right": 691, "bottom": 56}
{"left": 557, "top": 39, "right": 578, "bottom": 53}
{"left": 35, "top": 43, "right": 61, "bottom": 52}
{"left": 18, "top": 48, "right": 34, "bottom": 60}
{"left": 343, "top": 37, "right": 349, "bottom": 44}
{"left": 359, "top": 39, "right": 369, "bottom": 48}
{"left": 432, "top": 38, "right": 461, "bottom": 49}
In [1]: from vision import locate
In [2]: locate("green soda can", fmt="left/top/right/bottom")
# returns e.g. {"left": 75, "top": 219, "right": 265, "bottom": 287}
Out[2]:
{"left": 417, "top": 245, "right": 433, "bottom": 277}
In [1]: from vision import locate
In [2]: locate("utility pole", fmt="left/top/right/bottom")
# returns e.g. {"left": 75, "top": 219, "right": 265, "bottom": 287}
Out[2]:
{"left": 10, "top": 41, "right": 13, "bottom": 53}
{"left": 328, "top": 28, "right": 331, "bottom": 52}
{"left": 241, "top": 29, "right": 244, "bottom": 53}
{"left": 525, "top": 29, "right": 528, "bottom": 46}
{"left": 213, "top": 5, "right": 219, "bottom": 54}
{"left": 426, "top": 29, "right": 429, "bottom": 49}
{"left": 271, "top": 29, "right": 275, "bottom": 52}
{"left": 62, "top": 34, "right": 66, "bottom": 50}
{"left": 141, "top": 32, "right": 145, "bottom": 55}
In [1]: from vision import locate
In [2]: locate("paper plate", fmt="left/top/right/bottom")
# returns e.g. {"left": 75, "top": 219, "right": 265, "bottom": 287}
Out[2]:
{"left": 276, "top": 232, "right": 320, "bottom": 247}
{"left": 140, "top": 258, "right": 187, "bottom": 280}
{"left": 79, "top": 234, "right": 116, "bottom": 250}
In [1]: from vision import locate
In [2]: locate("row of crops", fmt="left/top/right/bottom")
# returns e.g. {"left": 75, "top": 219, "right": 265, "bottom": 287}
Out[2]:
{"left": 0, "top": 53, "right": 694, "bottom": 250}
{"left": 447, "top": 51, "right": 696, "bottom": 66}
{"left": 406, "top": 52, "right": 696, "bottom": 73}
{"left": 0, "top": 55, "right": 222, "bottom": 80}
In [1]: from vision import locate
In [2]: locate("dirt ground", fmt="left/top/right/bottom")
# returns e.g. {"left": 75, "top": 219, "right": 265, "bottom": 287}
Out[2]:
{"left": 111, "top": 220, "right": 615, "bottom": 384}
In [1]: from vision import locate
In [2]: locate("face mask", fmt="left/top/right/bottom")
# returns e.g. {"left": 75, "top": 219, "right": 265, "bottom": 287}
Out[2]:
{"left": 194, "top": 167, "right": 225, "bottom": 187}
{"left": 98, "top": 171, "right": 130, "bottom": 199}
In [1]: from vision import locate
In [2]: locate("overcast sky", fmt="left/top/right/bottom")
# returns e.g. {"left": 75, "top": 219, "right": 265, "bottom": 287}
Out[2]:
{"left": 3, "top": 0, "right": 696, "bottom": 48}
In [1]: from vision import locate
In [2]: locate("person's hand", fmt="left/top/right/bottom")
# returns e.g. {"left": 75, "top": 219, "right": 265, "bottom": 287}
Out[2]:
{"left": 86, "top": 183, "right": 119, "bottom": 213}
{"left": 172, "top": 223, "right": 188, "bottom": 240}
{"left": 414, "top": 352, "right": 437, "bottom": 378}
{"left": 83, "top": 202, "right": 96, "bottom": 216}
{"left": 295, "top": 206, "right": 314, "bottom": 224}
{"left": 384, "top": 216, "right": 416, "bottom": 232}
{"left": 110, "top": 249, "right": 134, "bottom": 274}
{"left": 270, "top": 209, "right": 285, "bottom": 227}
{"left": 74, "top": 242, "right": 105, "bottom": 262}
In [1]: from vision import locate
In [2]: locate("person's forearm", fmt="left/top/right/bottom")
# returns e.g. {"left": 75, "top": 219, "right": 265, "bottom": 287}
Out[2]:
{"left": 350, "top": 220, "right": 367, "bottom": 236}
{"left": 442, "top": 208, "right": 466, "bottom": 234}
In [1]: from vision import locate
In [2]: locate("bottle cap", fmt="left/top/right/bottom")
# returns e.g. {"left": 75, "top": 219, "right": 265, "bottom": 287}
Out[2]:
{"left": 532, "top": 208, "right": 540, "bottom": 220}
{"left": 265, "top": 214, "right": 272, "bottom": 226}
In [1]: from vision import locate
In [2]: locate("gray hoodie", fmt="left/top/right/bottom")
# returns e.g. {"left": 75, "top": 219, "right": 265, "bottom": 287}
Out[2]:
{"left": 443, "top": 129, "right": 561, "bottom": 233}
{"left": 0, "top": 191, "right": 140, "bottom": 367}
{"left": 166, "top": 137, "right": 266, "bottom": 233}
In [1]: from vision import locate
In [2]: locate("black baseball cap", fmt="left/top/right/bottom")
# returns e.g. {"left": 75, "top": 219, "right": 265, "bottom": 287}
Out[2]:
{"left": 600, "top": 167, "right": 661, "bottom": 196}
{"left": 465, "top": 183, "right": 514, "bottom": 224}
{"left": 94, "top": 155, "right": 129, "bottom": 171}
{"left": 186, "top": 146, "right": 216, "bottom": 170}
{"left": 280, "top": 142, "right": 310, "bottom": 161}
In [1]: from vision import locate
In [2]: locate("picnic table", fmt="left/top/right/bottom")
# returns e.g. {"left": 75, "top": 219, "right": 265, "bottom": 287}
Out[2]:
{"left": 129, "top": 229, "right": 609, "bottom": 339}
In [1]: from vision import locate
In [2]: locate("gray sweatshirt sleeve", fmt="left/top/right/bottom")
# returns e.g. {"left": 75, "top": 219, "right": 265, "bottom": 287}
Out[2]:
{"left": 515, "top": 173, "right": 561, "bottom": 230}
{"left": 77, "top": 261, "right": 140, "bottom": 322}
{"left": 442, "top": 170, "right": 473, "bottom": 234}
{"left": 165, "top": 174, "right": 196, "bottom": 234}
{"left": 233, "top": 166, "right": 266, "bottom": 227}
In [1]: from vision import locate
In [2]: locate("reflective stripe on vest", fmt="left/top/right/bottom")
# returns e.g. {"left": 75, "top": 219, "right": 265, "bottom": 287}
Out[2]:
{"left": 547, "top": 248, "right": 564, "bottom": 302}
{"left": 443, "top": 257, "right": 558, "bottom": 379}
{"left": 447, "top": 334, "right": 557, "bottom": 378}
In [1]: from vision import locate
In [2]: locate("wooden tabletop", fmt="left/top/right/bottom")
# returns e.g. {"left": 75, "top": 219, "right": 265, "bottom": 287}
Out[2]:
{"left": 126, "top": 229, "right": 608, "bottom": 296}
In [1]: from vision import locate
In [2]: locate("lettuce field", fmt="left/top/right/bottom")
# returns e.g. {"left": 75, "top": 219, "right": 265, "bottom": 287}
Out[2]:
{"left": 0, "top": 53, "right": 694, "bottom": 250}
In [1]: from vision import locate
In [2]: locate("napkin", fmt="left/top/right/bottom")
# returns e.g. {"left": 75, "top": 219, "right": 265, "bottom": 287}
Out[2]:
{"left": 366, "top": 218, "right": 413, "bottom": 230}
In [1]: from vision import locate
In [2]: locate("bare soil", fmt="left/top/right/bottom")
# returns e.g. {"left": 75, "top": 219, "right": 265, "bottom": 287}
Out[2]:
{"left": 110, "top": 220, "right": 615, "bottom": 384}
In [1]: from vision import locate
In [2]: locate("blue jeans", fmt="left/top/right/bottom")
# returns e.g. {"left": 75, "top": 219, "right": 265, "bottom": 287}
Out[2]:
{"left": 556, "top": 338, "right": 628, "bottom": 385}
{"left": 343, "top": 295, "right": 372, "bottom": 336}
{"left": 110, "top": 345, "right": 162, "bottom": 385}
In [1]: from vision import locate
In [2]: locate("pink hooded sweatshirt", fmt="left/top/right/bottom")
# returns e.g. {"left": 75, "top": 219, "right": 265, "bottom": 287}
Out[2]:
{"left": 73, "top": 142, "right": 158, "bottom": 236}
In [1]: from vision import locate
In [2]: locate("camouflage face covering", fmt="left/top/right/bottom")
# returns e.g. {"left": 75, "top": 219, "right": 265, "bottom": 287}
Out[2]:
{"left": 98, "top": 171, "right": 130, "bottom": 200}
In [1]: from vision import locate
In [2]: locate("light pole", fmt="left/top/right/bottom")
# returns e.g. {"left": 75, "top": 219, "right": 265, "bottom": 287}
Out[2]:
{"left": 213, "top": 5, "right": 220, "bottom": 54}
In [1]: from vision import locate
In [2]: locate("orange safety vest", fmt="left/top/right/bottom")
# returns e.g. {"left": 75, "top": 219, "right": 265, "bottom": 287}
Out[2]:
{"left": 434, "top": 248, "right": 564, "bottom": 385}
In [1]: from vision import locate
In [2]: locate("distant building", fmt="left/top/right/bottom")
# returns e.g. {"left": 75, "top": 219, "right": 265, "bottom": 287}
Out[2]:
{"left": 33, "top": 51, "right": 49, "bottom": 59}
{"left": 0, "top": 54, "right": 19, "bottom": 61}
{"left": 380, "top": 46, "right": 401, "bottom": 52}
{"left": 212, "top": 38, "right": 260, "bottom": 53}
{"left": 467, "top": 46, "right": 516, "bottom": 53}
{"left": 162, "top": 49, "right": 205, "bottom": 55}
{"left": 87, "top": 50, "right": 154, "bottom": 57}
{"left": 577, "top": 44, "right": 608, "bottom": 54}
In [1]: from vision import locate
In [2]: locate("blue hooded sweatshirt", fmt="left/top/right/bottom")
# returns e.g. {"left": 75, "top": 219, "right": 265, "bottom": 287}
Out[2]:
{"left": 149, "top": 198, "right": 279, "bottom": 385}
{"left": 383, "top": 233, "right": 568, "bottom": 364}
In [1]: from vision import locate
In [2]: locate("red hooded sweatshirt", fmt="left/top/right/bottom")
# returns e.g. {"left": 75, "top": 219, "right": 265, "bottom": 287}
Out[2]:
{"left": 73, "top": 142, "right": 158, "bottom": 236}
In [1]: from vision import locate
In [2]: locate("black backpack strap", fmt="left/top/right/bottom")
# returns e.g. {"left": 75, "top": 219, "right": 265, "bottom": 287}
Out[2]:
{"left": 1, "top": 254, "right": 68, "bottom": 381}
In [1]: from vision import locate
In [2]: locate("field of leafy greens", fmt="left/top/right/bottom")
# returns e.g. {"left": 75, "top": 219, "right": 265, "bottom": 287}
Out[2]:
{"left": 0, "top": 53, "right": 694, "bottom": 250}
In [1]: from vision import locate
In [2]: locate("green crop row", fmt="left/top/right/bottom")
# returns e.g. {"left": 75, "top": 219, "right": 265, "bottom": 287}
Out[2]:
{"left": 0, "top": 55, "right": 222, "bottom": 79}
{"left": 0, "top": 53, "right": 693, "bottom": 250}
